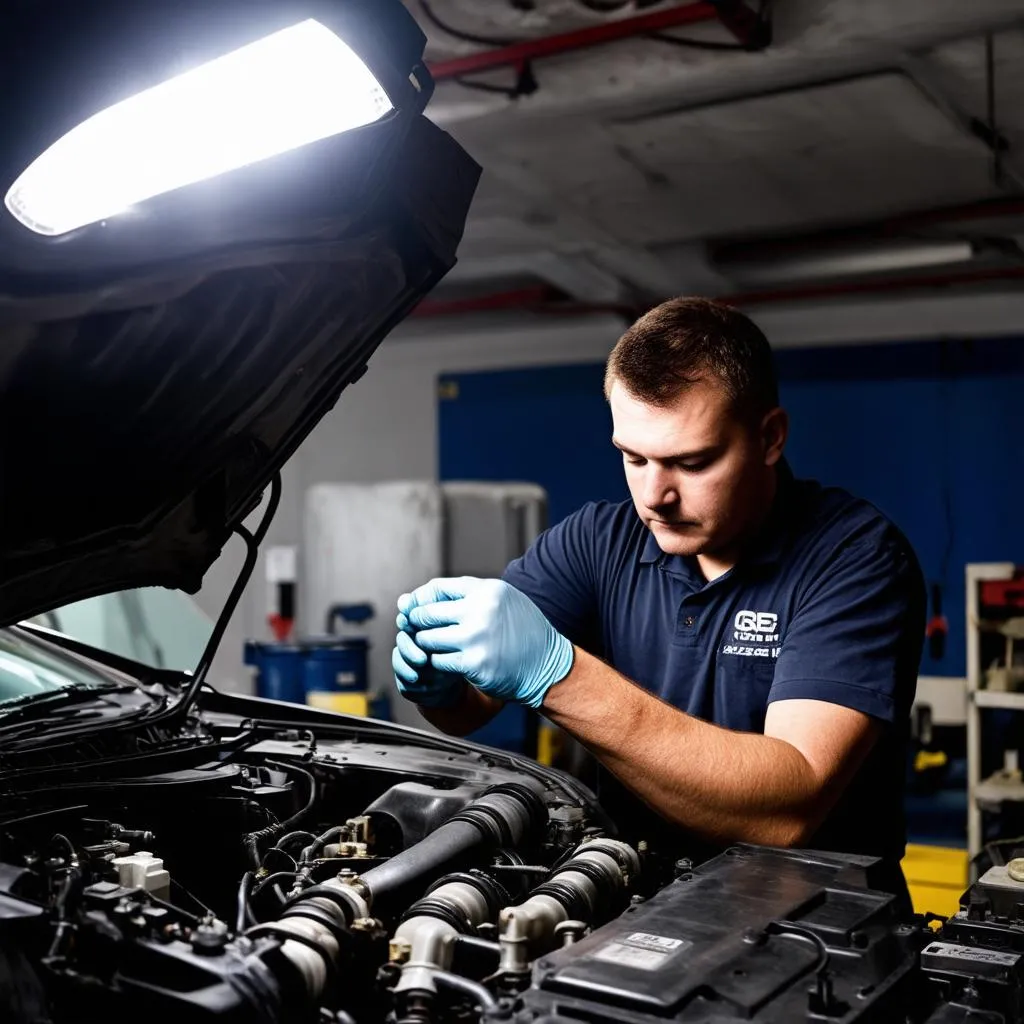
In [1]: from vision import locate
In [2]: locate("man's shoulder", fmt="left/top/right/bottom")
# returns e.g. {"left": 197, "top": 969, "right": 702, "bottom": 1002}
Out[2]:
{"left": 505, "top": 498, "right": 642, "bottom": 584}
{"left": 791, "top": 475, "right": 918, "bottom": 566}
{"left": 780, "top": 475, "right": 925, "bottom": 621}
{"left": 528, "top": 501, "right": 647, "bottom": 589}
{"left": 558, "top": 498, "right": 648, "bottom": 554}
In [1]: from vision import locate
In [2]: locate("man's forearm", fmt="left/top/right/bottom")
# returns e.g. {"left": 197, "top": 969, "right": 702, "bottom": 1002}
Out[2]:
{"left": 542, "top": 648, "right": 829, "bottom": 846}
{"left": 419, "top": 681, "right": 505, "bottom": 737}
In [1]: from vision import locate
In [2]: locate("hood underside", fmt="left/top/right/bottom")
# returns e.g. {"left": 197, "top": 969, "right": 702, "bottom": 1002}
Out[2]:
{"left": 0, "top": 115, "right": 480, "bottom": 625}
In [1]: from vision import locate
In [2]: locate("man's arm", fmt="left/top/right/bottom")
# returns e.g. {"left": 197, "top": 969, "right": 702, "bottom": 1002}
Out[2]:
{"left": 543, "top": 648, "right": 881, "bottom": 846}
{"left": 402, "top": 521, "right": 923, "bottom": 845}
{"left": 541, "top": 525, "right": 921, "bottom": 846}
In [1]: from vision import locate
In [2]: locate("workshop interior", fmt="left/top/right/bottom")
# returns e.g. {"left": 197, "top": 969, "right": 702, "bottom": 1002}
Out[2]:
{"left": 2, "top": 0, "right": 1024, "bottom": 1021}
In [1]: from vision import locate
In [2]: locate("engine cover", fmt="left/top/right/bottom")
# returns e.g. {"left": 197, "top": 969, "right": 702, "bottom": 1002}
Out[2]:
{"left": 501, "top": 845, "right": 918, "bottom": 1023}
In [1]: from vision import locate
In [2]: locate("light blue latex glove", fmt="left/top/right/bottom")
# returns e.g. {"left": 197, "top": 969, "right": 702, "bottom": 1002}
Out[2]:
{"left": 397, "top": 577, "right": 574, "bottom": 709}
{"left": 392, "top": 613, "right": 466, "bottom": 709}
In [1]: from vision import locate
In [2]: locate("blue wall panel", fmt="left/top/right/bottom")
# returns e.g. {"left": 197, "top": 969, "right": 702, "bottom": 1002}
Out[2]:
{"left": 439, "top": 337, "right": 1024, "bottom": 689}
{"left": 438, "top": 364, "right": 629, "bottom": 526}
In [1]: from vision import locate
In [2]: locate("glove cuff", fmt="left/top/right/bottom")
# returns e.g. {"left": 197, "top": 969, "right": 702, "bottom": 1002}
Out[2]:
{"left": 523, "top": 632, "right": 575, "bottom": 709}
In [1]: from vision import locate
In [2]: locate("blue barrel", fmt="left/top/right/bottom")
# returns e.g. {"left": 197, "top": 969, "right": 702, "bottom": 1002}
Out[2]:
{"left": 244, "top": 642, "right": 306, "bottom": 704}
{"left": 303, "top": 639, "right": 369, "bottom": 695}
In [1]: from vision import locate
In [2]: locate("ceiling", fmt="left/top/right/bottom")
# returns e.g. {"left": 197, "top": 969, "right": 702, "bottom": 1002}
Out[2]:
{"left": 402, "top": 0, "right": 1024, "bottom": 313}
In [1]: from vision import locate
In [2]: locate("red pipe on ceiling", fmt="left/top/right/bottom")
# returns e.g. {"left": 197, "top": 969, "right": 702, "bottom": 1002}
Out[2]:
{"left": 427, "top": 2, "right": 721, "bottom": 81}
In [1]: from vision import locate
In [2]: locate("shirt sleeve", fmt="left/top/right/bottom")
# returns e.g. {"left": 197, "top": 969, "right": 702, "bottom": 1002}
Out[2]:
{"left": 768, "top": 529, "right": 925, "bottom": 724}
{"left": 502, "top": 503, "right": 603, "bottom": 652}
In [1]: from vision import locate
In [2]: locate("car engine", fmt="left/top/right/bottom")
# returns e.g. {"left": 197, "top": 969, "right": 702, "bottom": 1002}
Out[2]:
{"left": 1, "top": 717, "right": 1023, "bottom": 1024}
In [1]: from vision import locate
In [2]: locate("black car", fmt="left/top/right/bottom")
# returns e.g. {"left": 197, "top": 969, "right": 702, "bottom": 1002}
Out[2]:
{"left": 0, "top": 2, "right": 1015, "bottom": 1023}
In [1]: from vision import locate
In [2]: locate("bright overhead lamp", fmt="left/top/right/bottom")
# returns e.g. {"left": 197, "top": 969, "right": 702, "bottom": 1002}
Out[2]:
{"left": 4, "top": 18, "right": 394, "bottom": 237}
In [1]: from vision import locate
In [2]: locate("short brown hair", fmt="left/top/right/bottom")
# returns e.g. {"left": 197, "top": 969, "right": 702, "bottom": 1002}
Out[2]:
{"left": 604, "top": 297, "right": 779, "bottom": 421}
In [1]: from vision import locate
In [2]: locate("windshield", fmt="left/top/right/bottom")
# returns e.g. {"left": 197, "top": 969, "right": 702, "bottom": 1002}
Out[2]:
{"left": 0, "top": 627, "right": 127, "bottom": 705}
{"left": 26, "top": 588, "right": 213, "bottom": 671}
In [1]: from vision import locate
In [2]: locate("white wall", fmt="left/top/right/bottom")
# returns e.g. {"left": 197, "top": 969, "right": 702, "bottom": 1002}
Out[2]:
{"left": 193, "top": 290, "right": 1024, "bottom": 699}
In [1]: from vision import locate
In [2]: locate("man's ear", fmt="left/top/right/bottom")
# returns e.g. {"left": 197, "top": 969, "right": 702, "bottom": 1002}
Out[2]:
{"left": 760, "top": 407, "right": 789, "bottom": 466}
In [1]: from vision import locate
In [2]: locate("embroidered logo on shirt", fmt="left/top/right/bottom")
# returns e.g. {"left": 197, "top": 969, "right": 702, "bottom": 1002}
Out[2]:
{"left": 722, "top": 610, "right": 780, "bottom": 659}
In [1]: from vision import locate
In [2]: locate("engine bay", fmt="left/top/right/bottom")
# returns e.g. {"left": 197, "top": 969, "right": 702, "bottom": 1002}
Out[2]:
{"left": 1, "top": 716, "right": 1023, "bottom": 1024}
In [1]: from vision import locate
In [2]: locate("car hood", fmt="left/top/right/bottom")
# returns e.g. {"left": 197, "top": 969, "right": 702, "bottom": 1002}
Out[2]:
{"left": 0, "top": 112, "right": 480, "bottom": 626}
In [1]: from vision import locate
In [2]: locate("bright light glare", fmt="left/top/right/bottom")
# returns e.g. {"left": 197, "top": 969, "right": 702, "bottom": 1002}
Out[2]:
{"left": 4, "top": 19, "right": 393, "bottom": 236}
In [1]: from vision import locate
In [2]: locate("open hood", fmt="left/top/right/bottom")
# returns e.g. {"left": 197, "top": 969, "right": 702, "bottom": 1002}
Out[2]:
{"left": 0, "top": 4, "right": 481, "bottom": 626}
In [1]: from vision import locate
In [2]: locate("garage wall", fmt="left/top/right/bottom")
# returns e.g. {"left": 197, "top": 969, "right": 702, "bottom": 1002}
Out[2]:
{"left": 193, "top": 290, "right": 1024, "bottom": 696}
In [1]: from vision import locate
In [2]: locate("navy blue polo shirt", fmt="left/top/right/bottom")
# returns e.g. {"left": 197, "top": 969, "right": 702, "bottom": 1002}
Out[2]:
{"left": 503, "top": 462, "right": 925, "bottom": 868}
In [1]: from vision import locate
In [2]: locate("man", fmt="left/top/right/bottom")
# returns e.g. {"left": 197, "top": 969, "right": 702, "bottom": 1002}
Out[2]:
{"left": 392, "top": 297, "right": 925, "bottom": 895}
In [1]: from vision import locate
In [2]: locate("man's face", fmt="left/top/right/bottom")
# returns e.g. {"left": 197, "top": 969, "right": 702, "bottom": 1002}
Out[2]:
{"left": 609, "top": 379, "right": 782, "bottom": 560}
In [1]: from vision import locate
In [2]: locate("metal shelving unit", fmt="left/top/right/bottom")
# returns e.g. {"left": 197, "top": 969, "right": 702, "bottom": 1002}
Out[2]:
{"left": 974, "top": 690, "right": 1024, "bottom": 711}
{"left": 966, "top": 562, "right": 1022, "bottom": 860}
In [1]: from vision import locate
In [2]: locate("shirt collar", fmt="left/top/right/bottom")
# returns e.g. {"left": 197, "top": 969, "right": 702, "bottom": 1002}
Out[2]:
{"left": 638, "top": 458, "right": 798, "bottom": 570}
{"left": 640, "top": 529, "right": 663, "bottom": 565}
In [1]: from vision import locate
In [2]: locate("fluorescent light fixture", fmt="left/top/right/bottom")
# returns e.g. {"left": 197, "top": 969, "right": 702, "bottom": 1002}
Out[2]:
{"left": 721, "top": 240, "right": 976, "bottom": 286}
{"left": 4, "top": 19, "right": 393, "bottom": 237}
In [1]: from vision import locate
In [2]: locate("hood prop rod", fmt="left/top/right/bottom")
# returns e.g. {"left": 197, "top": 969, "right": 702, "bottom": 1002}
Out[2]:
{"left": 173, "top": 473, "right": 282, "bottom": 719}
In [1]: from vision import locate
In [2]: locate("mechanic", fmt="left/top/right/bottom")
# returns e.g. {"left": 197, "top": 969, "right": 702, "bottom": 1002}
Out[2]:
{"left": 392, "top": 297, "right": 925, "bottom": 898}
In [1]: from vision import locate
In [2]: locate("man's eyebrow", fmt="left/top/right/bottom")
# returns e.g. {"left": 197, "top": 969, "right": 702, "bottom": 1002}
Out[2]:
{"left": 612, "top": 438, "right": 720, "bottom": 462}
{"left": 611, "top": 438, "right": 641, "bottom": 457}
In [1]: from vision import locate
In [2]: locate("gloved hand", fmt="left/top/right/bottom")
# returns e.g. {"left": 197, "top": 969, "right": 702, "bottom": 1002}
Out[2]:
{"left": 392, "top": 617, "right": 466, "bottom": 709}
{"left": 397, "top": 577, "right": 574, "bottom": 709}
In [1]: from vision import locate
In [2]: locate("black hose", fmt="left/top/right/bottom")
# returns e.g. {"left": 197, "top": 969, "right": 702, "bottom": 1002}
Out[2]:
{"left": 275, "top": 831, "right": 317, "bottom": 853}
{"left": 358, "top": 785, "right": 544, "bottom": 915}
{"left": 50, "top": 834, "right": 76, "bottom": 862}
{"left": 46, "top": 864, "right": 82, "bottom": 958}
{"left": 245, "top": 832, "right": 270, "bottom": 870}
{"left": 237, "top": 872, "right": 255, "bottom": 934}
{"left": 432, "top": 970, "right": 498, "bottom": 1011}
{"left": 301, "top": 826, "right": 346, "bottom": 864}
{"left": 243, "top": 760, "right": 317, "bottom": 869}
{"left": 769, "top": 922, "right": 829, "bottom": 978}
{"left": 454, "top": 934, "right": 502, "bottom": 958}
{"left": 260, "top": 847, "right": 298, "bottom": 874}
{"left": 252, "top": 871, "right": 300, "bottom": 899}
{"left": 359, "top": 820, "right": 482, "bottom": 904}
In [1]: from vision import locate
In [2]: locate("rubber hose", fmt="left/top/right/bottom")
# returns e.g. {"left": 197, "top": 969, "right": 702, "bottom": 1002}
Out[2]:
{"left": 359, "top": 820, "right": 485, "bottom": 912}
{"left": 432, "top": 970, "right": 498, "bottom": 1011}
{"left": 301, "top": 825, "right": 346, "bottom": 864}
{"left": 237, "top": 872, "right": 255, "bottom": 934}
{"left": 243, "top": 760, "right": 317, "bottom": 869}
{"left": 359, "top": 786, "right": 543, "bottom": 914}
